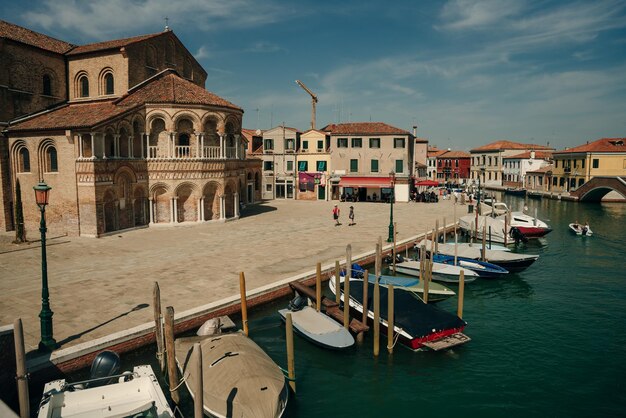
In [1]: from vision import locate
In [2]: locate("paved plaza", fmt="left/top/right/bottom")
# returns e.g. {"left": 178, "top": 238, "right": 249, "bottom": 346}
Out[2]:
{"left": 0, "top": 198, "right": 464, "bottom": 351}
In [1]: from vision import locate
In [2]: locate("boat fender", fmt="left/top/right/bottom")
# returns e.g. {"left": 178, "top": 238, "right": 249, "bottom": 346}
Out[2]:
{"left": 197, "top": 317, "right": 222, "bottom": 336}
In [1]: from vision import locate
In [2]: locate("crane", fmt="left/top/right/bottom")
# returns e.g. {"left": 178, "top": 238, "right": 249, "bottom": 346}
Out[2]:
{"left": 295, "top": 80, "right": 318, "bottom": 130}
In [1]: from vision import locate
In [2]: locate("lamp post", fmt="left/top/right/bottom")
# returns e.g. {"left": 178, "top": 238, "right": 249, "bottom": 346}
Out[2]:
{"left": 387, "top": 171, "right": 396, "bottom": 243}
{"left": 34, "top": 181, "right": 57, "bottom": 351}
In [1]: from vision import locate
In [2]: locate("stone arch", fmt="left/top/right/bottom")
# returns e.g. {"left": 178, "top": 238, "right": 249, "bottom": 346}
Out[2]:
{"left": 104, "top": 127, "right": 115, "bottom": 157}
{"left": 224, "top": 181, "right": 235, "bottom": 218}
{"left": 133, "top": 186, "right": 148, "bottom": 226}
{"left": 175, "top": 116, "right": 196, "bottom": 157}
{"left": 42, "top": 68, "right": 57, "bottom": 96}
{"left": 115, "top": 170, "right": 134, "bottom": 229}
{"left": 75, "top": 71, "right": 90, "bottom": 98}
{"left": 151, "top": 183, "right": 170, "bottom": 223}
{"left": 175, "top": 182, "right": 198, "bottom": 222}
{"left": 173, "top": 111, "right": 200, "bottom": 131}
{"left": 131, "top": 115, "right": 145, "bottom": 158}
{"left": 103, "top": 189, "right": 117, "bottom": 233}
{"left": 148, "top": 117, "right": 167, "bottom": 158}
{"left": 118, "top": 126, "right": 130, "bottom": 158}
{"left": 165, "top": 38, "right": 175, "bottom": 64}
{"left": 98, "top": 67, "right": 115, "bottom": 96}
{"left": 202, "top": 115, "right": 220, "bottom": 147}
{"left": 11, "top": 141, "right": 31, "bottom": 174}
{"left": 38, "top": 138, "right": 58, "bottom": 173}
{"left": 183, "top": 57, "right": 192, "bottom": 79}
{"left": 202, "top": 181, "right": 222, "bottom": 220}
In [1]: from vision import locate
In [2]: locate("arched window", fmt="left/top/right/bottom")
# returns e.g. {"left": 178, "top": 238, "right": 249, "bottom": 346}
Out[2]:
{"left": 43, "top": 74, "right": 52, "bottom": 96}
{"left": 18, "top": 148, "right": 30, "bottom": 172}
{"left": 46, "top": 147, "right": 58, "bottom": 172}
{"left": 105, "top": 73, "right": 114, "bottom": 95}
{"left": 79, "top": 75, "right": 89, "bottom": 97}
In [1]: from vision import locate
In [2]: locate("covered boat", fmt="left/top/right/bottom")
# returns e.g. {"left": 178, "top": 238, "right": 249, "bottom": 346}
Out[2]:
{"left": 330, "top": 279, "right": 469, "bottom": 351}
{"left": 175, "top": 332, "right": 288, "bottom": 418}
{"left": 433, "top": 254, "right": 509, "bottom": 278}
{"left": 395, "top": 260, "right": 479, "bottom": 284}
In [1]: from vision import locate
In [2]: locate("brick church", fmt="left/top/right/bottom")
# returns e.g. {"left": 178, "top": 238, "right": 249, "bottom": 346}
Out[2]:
{"left": 0, "top": 20, "right": 261, "bottom": 238}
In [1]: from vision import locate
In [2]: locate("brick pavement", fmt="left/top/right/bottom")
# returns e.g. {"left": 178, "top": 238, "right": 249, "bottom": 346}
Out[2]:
{"left": 0, "top": 198, "right": 464, "bottom": 352}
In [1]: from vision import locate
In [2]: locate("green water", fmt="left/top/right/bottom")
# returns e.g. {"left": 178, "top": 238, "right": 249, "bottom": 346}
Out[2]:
{"left": 64, "top": 197, "right": 626, "bottom": 417}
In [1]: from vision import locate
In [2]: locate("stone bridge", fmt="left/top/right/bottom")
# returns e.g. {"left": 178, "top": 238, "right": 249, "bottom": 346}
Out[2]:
{"left": 570, "top": 176, "right": 626, "bottom": 202}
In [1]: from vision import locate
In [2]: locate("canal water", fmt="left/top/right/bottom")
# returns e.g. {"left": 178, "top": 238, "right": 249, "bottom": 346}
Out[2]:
{"left": 63, "top": 196, "right": 626, "bottom": 417}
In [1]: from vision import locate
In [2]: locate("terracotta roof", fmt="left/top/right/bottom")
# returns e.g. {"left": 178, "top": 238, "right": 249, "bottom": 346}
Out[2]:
{"left": 321, "top": 122, "right": 410, "bottom": 136}
{"left": 118, "top": 71, "right": 241, "bottom": 110}
{"left": 470, "top": 140, "right": 553, "bottom": 152}
{"left": 553, "top": 138, "right": 626, "bottom": 154}
{"left": 415, "top": 137, "right": 429, "bottom": 143}
{"left": 0, "top": 19, "right": 74, "bottom": 54}
{"left": 7, "top": 101, "right": 137, "bottom": 132}
{"left": 437, "top": 150, "right": 471, "bottom": 159}
{"left": 526, "top": 164, "right": 554, "bottom": 174}
{"left": 504, "top": 151, "right": 553, "bottom": 159}
{"left": 428, "top": 149, "right": 447, "bottom": 158}
{"left": 8, "top": 71, "right": 241, "bottom": 132}
{"left": 66, "top": 32, "right": 164, "bottom": 56}
{"left": 302, "top": 129, "right": 328, "bottom": 135}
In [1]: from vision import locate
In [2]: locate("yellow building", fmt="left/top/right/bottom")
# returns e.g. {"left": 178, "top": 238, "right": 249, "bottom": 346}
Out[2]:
{"left": 296, "top": 129, "right": 330, "bottom": 200}
{"left": 551, "top": 137, "right": 626, "bottom": 192}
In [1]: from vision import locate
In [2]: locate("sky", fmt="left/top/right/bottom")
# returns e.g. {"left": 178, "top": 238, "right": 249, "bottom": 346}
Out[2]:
{"left": 2, "top": 0, "right": 626, "bottom": 151}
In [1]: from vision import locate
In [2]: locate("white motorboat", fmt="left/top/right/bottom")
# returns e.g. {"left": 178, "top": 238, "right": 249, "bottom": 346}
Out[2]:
{"left": 569, "top": 223, "right": 593, "bottom": 236}
{"left": 395, "top": 260, "right": 478, "bottom": 283}
{"left": 38, "top": 351, "right": 174, "bottom": 418}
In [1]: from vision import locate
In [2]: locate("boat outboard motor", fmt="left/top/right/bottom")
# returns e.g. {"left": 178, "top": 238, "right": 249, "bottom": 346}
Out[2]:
{"left": 86, "top": 350, "right": 121, "bottom": 388}
{"left": 288, "top": 294, "right": 308, "bottom": 312}
{"left": 509, "top": 227, "right": 528, "bottom": 244}
{"left": 383, "top": 254, "right": 405, "bottom": 264}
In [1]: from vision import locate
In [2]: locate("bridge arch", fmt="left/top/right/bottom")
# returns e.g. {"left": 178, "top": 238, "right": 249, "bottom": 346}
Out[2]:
{"left": 573, "top": 177, "right": 626, "bottom": 202}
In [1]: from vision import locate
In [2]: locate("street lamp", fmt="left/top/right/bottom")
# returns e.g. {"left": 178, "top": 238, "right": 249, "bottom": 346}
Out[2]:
{"left": 33, "top": 180, "right": 57, "bottom": 351}
{"left": 387, "top": 171, "right": 396, "bottom": 243}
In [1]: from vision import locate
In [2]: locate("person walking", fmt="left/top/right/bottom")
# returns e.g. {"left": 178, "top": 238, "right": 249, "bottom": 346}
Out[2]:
{"left": 332, "top": 204, "right": 341, "bottom": 226}
{"left": 348, "top": 206, "right": 355, "bottom": 226}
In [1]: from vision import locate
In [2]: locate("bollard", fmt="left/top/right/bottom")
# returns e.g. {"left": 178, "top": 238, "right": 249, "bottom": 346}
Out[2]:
{"left": 164, "top": 306, "right": 179, "bottom": 404}
{"left": 193, "top": 343, "right": 204, "bottom": 418}
{"left": 14, "top": 318, "right": 29, "bottom": 418}
{"left": 316, "top": 262, "right": 322, "bottom": 312}
{"left": 286, "top": 313, "right": 296, "bottom": 393}
{"left": 335, "top": 260, "right": 341, "bottom": 304}
{"left": 457, "top": 270, "right": 465, "bottom": 319}
{"left": 153, "top": 282, "right": 165, "bottom": 372}
{"left": 387, "top": 284, "right": 395, "bottom": 354}
{"left": 239, "top": 272, "right": 249, "bottom": 336}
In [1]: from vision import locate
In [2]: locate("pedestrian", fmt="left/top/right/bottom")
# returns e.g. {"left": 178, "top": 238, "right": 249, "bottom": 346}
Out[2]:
{"left": 332, "top": 204, "right": 341, "bottom": 226}
{"left": 348, "top": 206, "right": 355, "bottom": 226}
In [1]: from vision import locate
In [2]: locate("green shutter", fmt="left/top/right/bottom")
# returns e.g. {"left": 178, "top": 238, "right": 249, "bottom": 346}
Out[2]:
{"left": 371, "top": 159, "right": 378, "bottom": 172}
{"left": 395, "top": 159, "right": 403, "bottom": 173}
{"left": 350, "top": 159, "right": 358, "bottom": 172}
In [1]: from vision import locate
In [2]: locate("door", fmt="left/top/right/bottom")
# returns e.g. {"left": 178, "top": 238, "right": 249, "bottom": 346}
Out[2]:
{"left": 276, "top": 184, "right": 285, "bottom": 198}
{"left": 247, "top": 184, "right": 253, "bottom": 203}
{"left": 318, "top": 185, "right": 325, "bottom": 200}
{"left": 286, "top": 183, "right": 294, "bottom": 199}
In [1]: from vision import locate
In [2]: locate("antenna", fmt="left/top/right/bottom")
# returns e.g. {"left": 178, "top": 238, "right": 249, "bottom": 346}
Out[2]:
{"left": 164, "top": 16, "right": 170, "bottom": 31}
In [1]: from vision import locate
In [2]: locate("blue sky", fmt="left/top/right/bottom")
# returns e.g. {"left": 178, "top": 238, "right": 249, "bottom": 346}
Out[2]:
{"left": 3, "top": 0, "right": 626, "bottom": 150}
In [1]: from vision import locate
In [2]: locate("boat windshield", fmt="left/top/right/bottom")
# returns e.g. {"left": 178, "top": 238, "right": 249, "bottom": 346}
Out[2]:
{"left": 124, "top": 403, "right": 159, "bottom": 418}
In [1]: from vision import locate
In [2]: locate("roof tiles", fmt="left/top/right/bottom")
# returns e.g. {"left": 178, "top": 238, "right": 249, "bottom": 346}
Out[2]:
{"left": 471, "top": 140, "right": 553, "bottom": 152}
{"left": 66, "top": 32, "right": 164, "bottom": 56}
{"left": 321, "top": 122, "right": 410, "bottom": 136}
{"left": 553, "top": 138, "right": 626, "bottom": 154}
{"left": 0, "top": 19, "right": 74, "bottom": 54}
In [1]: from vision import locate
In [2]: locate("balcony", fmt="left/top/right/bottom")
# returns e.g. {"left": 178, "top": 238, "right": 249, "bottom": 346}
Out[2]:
{"left": 564, "top": 166, "right": 571, "bottom": 173}
{"left": 144, "top": 145, "right": 241, "bottom": 160}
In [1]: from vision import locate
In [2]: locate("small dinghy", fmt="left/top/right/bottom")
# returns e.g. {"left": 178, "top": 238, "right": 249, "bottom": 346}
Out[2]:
{"left": 38, "top": 351, "right": 174, "bottom": 418}
{"left": 433, "top": 254, "right": 509, "bottom": 278}
{"left": 569, "top": 223, "right": 593, "bottom": 236}
{"left": 278, "top": 294, "right": 355, "bottom": 350}
{"left": 175, "top": 326, "right": 288, "bottom": 418}
{"left": 395, "top": 260, "right": 479, "bottom": 283}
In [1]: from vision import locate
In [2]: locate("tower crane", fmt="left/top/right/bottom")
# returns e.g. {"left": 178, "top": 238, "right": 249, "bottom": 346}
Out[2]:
{"left": 295, "top": 80, "right": 318, "bottom": 130}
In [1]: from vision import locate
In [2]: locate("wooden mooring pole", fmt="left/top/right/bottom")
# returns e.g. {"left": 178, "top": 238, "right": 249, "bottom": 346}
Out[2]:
{"left": 344, "top": 244, "right": 352, "bottom": 329}
{"left": 482, "top": 223, "right": 487, "bottom": 261}
{"left": 286, "top": 312, "right": 296, "bottom": 393}
{"left": 373, "top": 278, "right": 380, "bottom": 357}
{"left": 164, "top": 306, "right": 179, "bottom": 404}
{"left": 316, "top": 262, "right": 322, "bottom": 312}
{"left": 387, "top": 284, "right": 395, "bottom": 354}
{"left": 14, "top": 318, "right": 29, "bottom": 418}
{"left": 357, "top": 269, "right": 369, "bottom": 344}
{"left": 153, "top": 282, "right": 165, "bottom": 372}
{"left": 193, "top": 342, "right": 204, "bottom": 418}
{"left": 422, "top": 245, "right": 429, "bottom": 304}
{"left": 335, "top": 261, "right": 341, "bottom": 304}
{"left": 392, "top": 222, "right": 397, "bottom": 275}
{"left": 239, "top": 272, "right": 249, "bottom": 336}
{"left": 457, "top": 270, "right": 465, "bottom": 319}
{"left": 435, "top": 220, "right": 439, "bottom": 254}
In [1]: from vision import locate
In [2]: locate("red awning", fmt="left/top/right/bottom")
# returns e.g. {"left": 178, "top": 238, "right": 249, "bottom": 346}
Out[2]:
{"left": 415, "top": 180, "right": 439, "bottom": 187}
{"left": 338, "top": 176, "right": 392, "bottom": 188}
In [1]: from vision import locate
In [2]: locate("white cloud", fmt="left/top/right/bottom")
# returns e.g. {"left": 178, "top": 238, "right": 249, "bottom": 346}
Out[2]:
{"left": 438, "top": 0, "right": 525, "bottom": 30}
{"left": 194, "top": 46, "right": 211, "bottom": 60}
{"left": 22, "top": 0, "right": 288, "bottom": 40}
{"left": 245, "top": 41, "right": 286, "bottom": 54}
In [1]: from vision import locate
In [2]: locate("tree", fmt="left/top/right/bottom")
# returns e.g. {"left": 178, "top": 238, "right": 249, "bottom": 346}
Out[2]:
{"left": 14, "top": 179, "right": 26, "bottom": 243}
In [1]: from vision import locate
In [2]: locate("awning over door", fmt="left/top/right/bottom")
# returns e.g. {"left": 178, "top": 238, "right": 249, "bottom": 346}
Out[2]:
{"left": 338, "top": 176, "right": 393, "bottom": 188}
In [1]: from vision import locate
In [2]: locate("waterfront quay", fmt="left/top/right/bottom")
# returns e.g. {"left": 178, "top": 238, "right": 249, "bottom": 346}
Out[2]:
{"left": 0, "top": 198, "right": 460, "bottom": 353}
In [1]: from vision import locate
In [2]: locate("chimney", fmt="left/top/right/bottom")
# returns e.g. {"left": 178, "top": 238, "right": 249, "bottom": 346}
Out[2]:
{"left": 530, "top": 150, "right": 535, "bottom": 159}
{"left": 413, "top": 125, "right": 417, "bottom": 137}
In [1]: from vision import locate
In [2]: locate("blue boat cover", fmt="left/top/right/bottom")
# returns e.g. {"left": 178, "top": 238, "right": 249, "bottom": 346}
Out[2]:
{"left": 347, "top": 281, "right": 466, "bottom": 339}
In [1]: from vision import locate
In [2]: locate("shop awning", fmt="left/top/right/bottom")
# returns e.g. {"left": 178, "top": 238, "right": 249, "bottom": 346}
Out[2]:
{"left": 415, "top": 180, "right": 439, "bottom": 187}
{"left": 338, "top": 176, "right": 393, "bottom": 188}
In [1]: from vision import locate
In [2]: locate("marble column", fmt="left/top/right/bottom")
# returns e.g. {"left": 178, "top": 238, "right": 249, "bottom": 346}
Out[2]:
{"left": 90, "top": 132, "right": 97, "bottom": 159}
{"left": 234, "top": 192, "right": 239, "bottom": 218}
{"left": 219, "top": 134, "right": 225, "bottom": 159}
{"left": 148, "top": 198, "right": 154, "bottom": 224}
{"left": 145, "top": 132, "right": 150, "bottom": 159}
{"left": 77, "top": 133, "right": 84, "bottom": 158}
{"left": 219, "top": 194, "right": 225, "bottom": 220}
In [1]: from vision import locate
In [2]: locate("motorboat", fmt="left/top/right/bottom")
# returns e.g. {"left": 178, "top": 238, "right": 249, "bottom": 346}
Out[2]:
{"left": 433, "top": 254, "right": 509, "bottom": 278}
{"left": 278, "top": 294, "right": 354, "bottom": 350}
{"left": 419, "top": 239, "right": 539, "bottom": 273}
{"left": 175, "top": 328, "right": 288, "bottom": 418}
{"left": 460, "top": 211, "right": 551, "bottom": 243}
{"left": 38, "top": 351, "right": 174, "bottom": 418}
{"left": 329, "top": 278, "right": 470, "bottom": 351}
{"left": 505, "top": 187, "right": 527, "bottom": 196}
{"left": 527, "top": 191, "right": 543, "bottom": 199}
{"left": 569, "top": 223, "right": 593, "bottom": 236}
{"left": 395, "top": 260, "right": 479, "bottom": 284}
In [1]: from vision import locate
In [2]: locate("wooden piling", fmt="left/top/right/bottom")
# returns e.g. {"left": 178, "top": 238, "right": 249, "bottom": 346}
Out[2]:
{"left": 392, "top": 222, "right": 397, "bottom": 275}
{"left": 454, "top": 232, "right": 458, "bottom": 265}
{"left": 375, "top": 240, "right": 382, "bottom": 278}
{"left": 13, "top": 318, "right": 29, "bottom": 418}
{"left": 335, "top": 260, "right": 341, "bottom": 304}
{"left": 315, "top": 262, "right": 322, "bottom": 312}
{"left": 193, "top": 342, "right": 204, "bottom": 418}
{"left": 239, "top": 272, "right": 249, "bottom": 336}
{"left": 504, "top": 212, "right": 508, "bottom": 246}
{"left": 373, "top": 278, "right": 380, "bottom": 357}
{"left": 344, "top": 244, "right": 352, "bottom": 329}
{"left": 435, "top": 219, "right": 439, "bottom": 254}
{"left": 423, "top": 247, "right": 430, "bottom": 304}
{"left": 481, "top": 223, "right": 487, "bottom": 261}
{"left": 443, "top": 217, "right": 446, "bottom": 242}
{"left": 153, "top": 282, "right": 165, "bottom": 372}
{"left": 457, "top": 270, "right": 465, "bottom": 319}
{"left": 285, "top": 312, "right": 296, "bottom": 393}
{"left": 419, "top": 244, "right": 426, "bottom": 282}
{"left": 357, "top": 269, "right": 369, "bottom": 343}
{"left": 164, "top": 306, "right": 179, "bottom": 404}
{"left": 387, "top": 284, "right": 395, "bottom": 354}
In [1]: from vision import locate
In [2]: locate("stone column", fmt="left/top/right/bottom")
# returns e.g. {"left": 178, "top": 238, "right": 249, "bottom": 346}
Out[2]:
{"left": 145, "top": 132, "right": 150, "bottom": 159}
{"left": 197, "top": 197, "right": 203, "bottom": 221}
{"left": 235, "top": 134, "right": 240, "bottom": 159}
{"left": 199, "top": 132, "right": 205, "bottom": 159}
{"left": 174, "top": 197, "right": 179, "bottom": 223}
{"left": 170, "top": 198, "right": 175, "bottom": 223}
{"left": 90, "top": 132, "right": 97, "bottom": 159}
{"left": 234, "top": 192, "right": 239, "bottom": 218}
{"left": 219, "top": 194, "right": 225, "bottom": 220}
{"left": 219, "top": 134, "right": 225, "bottom": 159}
{"left": 200, "top": 197, "right": 205, "bottom": 221}
{"left": 102, "top": 134, "right": 107, "bottom": 159}
{"left": 114, "top": 134, "right": 120, "bottom": 158}
{"left": 77, "top": 133, "right": 84, "bottom": 159}
{"left": 128, "top": 136, "right": 134, "bottom": 158}
{"left": 148, "top": 198, "right": 154, "bottom": 224}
